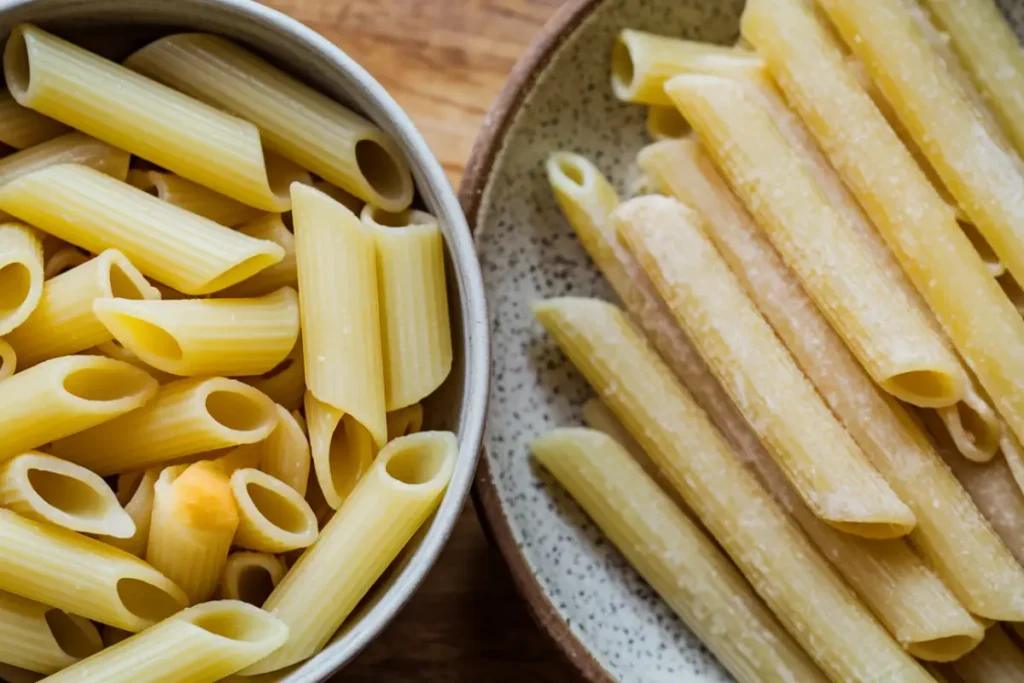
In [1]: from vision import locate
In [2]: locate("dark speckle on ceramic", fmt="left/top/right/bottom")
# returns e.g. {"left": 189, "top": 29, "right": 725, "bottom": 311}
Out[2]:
{"left": 475, "top": 0, "right": 743, "bottom": 681}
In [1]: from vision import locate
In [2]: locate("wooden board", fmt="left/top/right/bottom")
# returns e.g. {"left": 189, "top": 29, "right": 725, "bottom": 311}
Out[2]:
{"left": 257, "top": 0, "right": 582, "bottom": 680}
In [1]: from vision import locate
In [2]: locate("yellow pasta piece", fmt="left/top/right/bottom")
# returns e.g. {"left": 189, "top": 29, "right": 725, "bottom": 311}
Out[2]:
{"left": 645, "top": 105, "right": 689, "bottom": 140}
{"left": 125, "top": 33, "right": 414, "bottom": 211}
{"left": 959, "top": 220, "right": 1006, "bottom": 278}
{"left": 0, "top": 589, "right": 101, "bottom": 675}
{"left": 42, "top": 247, "right": 88, "bottom": 280}
{"left": 242, "top": 336, "right": 304, "bottom": 411}
{"left": 0, "top": 90, "right": 67, "bottom": 149}
{"left": 218, "top": 552, "right": 286, "bottom": 605}
{"left": 218, "top": 215, "right": 296, "bottom": 298}
{"left": 261, "top": 404, "right": 310, "bottom": 496}
{"left": 50, "top": 377, "right": 278, "bottom": 476}
{"left": 230, "top": 468, "right": 318, "bottom": 553}
{"left": 7, "top": 249, "right": 160, "bottom": 367}
{"left": 0, "top": 221, "right": 42, "bottom": 336}
{"left": 292, "top": 183, "right": 386, "bottom": 447}
{"left": 386, "top": 403, "right": 424, "bottom": 442}
{"left": 0, "top": 340, "right": 14, "bottom": 381}
{"left": 952, "top": 625, "right": 1024, "bottom": 682}
{"left": 5, "top": 25, "right": 307, "bottom": 211}
{"left": 305, "top": 392, "right": 376, "bottom": 509}
{"left": 243, "top": 431, "right": 455, "bottom": 674}
{"left": 100, "top": 469, "right": 160, "bottom": 558}
{"left": 92, "top": 340, "right": 174, "bottom": 385}
{"left": 126, "top": 169, "right": 262, "bottom": 227}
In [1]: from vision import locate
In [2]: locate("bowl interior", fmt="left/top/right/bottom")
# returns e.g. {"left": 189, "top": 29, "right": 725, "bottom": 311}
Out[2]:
{"left": 0, "top": 2, "right": 487, "bottom": 681}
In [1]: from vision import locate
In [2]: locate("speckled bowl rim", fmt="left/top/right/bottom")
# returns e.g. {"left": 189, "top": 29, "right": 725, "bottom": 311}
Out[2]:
{"left": 459, "top": 0, "right": 617, "bottom": 681}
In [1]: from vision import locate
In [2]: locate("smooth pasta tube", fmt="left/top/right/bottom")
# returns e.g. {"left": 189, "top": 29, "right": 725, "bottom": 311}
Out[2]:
{"left": 0, "top": 340, "right": 14, "bottom": 381}
{"left": 42, "top": 247, "right": 88, "bottom": 280}
{"left": 0, "top": 355, "right": 157, "bottom": 461}
{"left": 0, "top": 452, "right": 133, "bottom": 538}
{"left": 7, "top": 249, "right": 160, "bottom": 367}
{"left": 126, "top": 169, "right": 262, "bottom": 227}
{"left": 219, "top": 552, "right": 286, "bottom": 605}
{"left": 952, "top": 625, "right": 1024, "bottom": 682}
{"left": 534, "top": 298, "right": 934, "bottom": 682}
{"left": 0, "top": 164, "right": 285, "bottom": 295}
{"left": 230, "top": 468, "right": 318, "bottom": 552}
{"left": 665, "top": 74, "right": 966, "bottom": 408}
{"left": 5, "top": 25, "right": 307, "bottom": 211}
{"left": 0, "top": 131, "right": 129, "bottom": 191}
{"left": 0, "top": 221, "right": 42, "bottom": 335}
{"left": 0, "top": 589, "right": 101, "bottom": 674}
{"left": 43, "top": 600, "right": 288, "bottom": 683}
{"left": 243, "top": 431, "right": 455, "bottom": 674}
{"left": 362, "top": 205, "right": 452, "bottom": 411}
{"left": 94, "top": 286, "right": 299, "bottom": 377}
{"left": 101, "top": 469, "right": 160, "bottom": 557}
{"left": 387, "top": 403, "right": 424, "bottom": 442}
{"left": 0, "top": 508, "right": 187, "bottom": 630}
{"left": 640, "top": 141, "right": 1024, "bottom": 619}
{"left": 147, "top": 462, "right": 239, "bottom": 604}
{"left": 645, "top": 105, "right": 688, "bottom": 140}
{"left": 0, "top": 90, "right": 67, "bottom": 149}
{"left": 292, "top": 183, "right": 387, "bottom": 447}
{"left": 50, "top": 377, "right": 278, "bottom": 475}
{"left": 219, "top": 215, "right": 296, "bottom": 298}
{"left": 243, "top": 336, "right": 304, "bottom": 411}
{"left": 125, "top": 33, "right": 414, "bottom": 211}
{"left": 305, "top": 392, "right": 376, "bottom": 509}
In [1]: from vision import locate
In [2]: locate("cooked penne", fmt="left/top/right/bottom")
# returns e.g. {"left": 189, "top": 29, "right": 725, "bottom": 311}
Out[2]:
{"left": 305, "top": 392, "right": 376, "bottom": 509}
{"left": 125, "top": 33, "right": 414, "bottom": 211}
{"left": 126, "top": 170, "right": 262, "bottom": 227}
{"left": 242, "top": 336, "right": 304, "bottom": 411}
{"left": 362, "top": 205, "right": 452, "bottom": 411}
{"left": 0, "top": 339, "right": 14, "bottom": 381}
{"left": 617, "top": 196, "right": 915, "bottom": 538}
{"left": 218, "top": 215, "right": 296, "bottom": 298}
{"left": 42, "top": 600, "right": 288, "bottom": 683}
{"left": 640, "top": 139, "right": 1024, "bottom": 618}
{"left": 242, "top": 431, "right": 455, "bottom": 674}
{"left": 92, "top": 340, "right": 175, "bottom": 384}
{"left": 292, "top": 183, "right": 387, "bottom": 447}
{"left": 0, "top": 221, "right": 42, "bottom": 336}
{"left": 7, "top": 250, "right": 160, "bottom": 367}
{"left": 387, "top": 403, "right": 424, "bottom": 442}
{"left": 93, "top": 286, "right": 299, "bottom": 377}
{"left": 100, "top": 469, "right": 160, "bottom": 557}
{"left": 0, "top": 508, "right": 187, "bottom": 630}
{"left": 533, "top": 428, "right": 826, "bottom": 682}
{"left": 0, "top": 164, "right": 285, "bottom": 295}
{"left": 665, "top": 74, "right": 966, "bottom": 409}
{"left": 0, "top": 131, "right": 129, "bottom": 192}
{"left": 0, "top": 90, "right": 67, "bottom": 149}
{"left": 741, "top": 0, "right": 1024, "bottom": 465}
{"left": 5, "top": 25, "right": 308, "bottom": 211}
{"left": 952, "top": 625, "right": 1024, "bottom": 682}
{"left": 0, "top": 355, "right": 157, "bottom": 461}
{"left": 0, "top": 452, "right": 133, "bottom": 538}
{"left": 0, "top": 589, "right": 102, "bottom": 674}
{"left": 645, "top": 105, "right": 688, "bottom": 140}
{"left": 218, "top": 552, "right": 286, "bottom": 605}
{"left": 50, "top": 377, "right": 278, "bottom": 475}
{"left": 311, "top": 179, "right": 364, "bottom": 214}
{"left": 230, "top": 468, "right": 318, "bottom": 553}
{"left": 147, "top": 462, "right": 239, "bottom": 604}
{"left": 260, "top": 404, "right": 310, "bottom": 496}
{"left": 42, "top": 247, "right": 88, "bottom": 280}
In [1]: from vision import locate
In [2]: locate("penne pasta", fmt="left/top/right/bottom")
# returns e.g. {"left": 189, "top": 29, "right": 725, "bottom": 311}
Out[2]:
{"left": 242, "top": 336, "right": 304, "bottom": 411}
{"left": 260, "top": 404, "right": 310, "bottom": 496}
{"left": 126, "top": 169, "right": 263, "bottom": 227}
{"left": 100, "top": 469, "right": 160, "bottom": 557}
{"left": 0, "top": 339, "right": 14, "bottom": 381}
{"left": 305, "top": 392, "right": 376, "bottom": 509}
{"left": 218, "top": 215, "right": 296, "bottom": 298}
{"left": 7, "top": 249, "right": 160, "bottom": 367}
{"left": 50, "top": 376, "right": 278, "bottom": 476}
{"left": 645, "top": 105, "right": 689, "bottom": 140}
{"left": 147, "top": 462, "right": 239, "bottom": 604}
{"left": 218, "top": 552, "right": 286, "bottom": 605}
{"left": 230, "top": 468, "right": 318, "bottom": 553}
{"left": 125, "top": 33, "right": 414, "bottom": 211}
{"left": 533, "top": 428, "right": 826, "bottom": 682}
{"left": 292, "top": 183, "right": 387, "bottom": 447}
{"left": 0, "top": 131, "right": 129, "bottom": 194}
{"left": 311, "top": 178, "right": 364, "bottom": 214}
{"left": 0, "top": 355, "right": 157, "bottom": 461}
{"left": 952, "top": 625, "right": 1024, "bottom": 682}
{"left": 362, "top": 205, "right": 453, "bottom": 411}
{"left": 0, "top": 221, "right": 42, "bottom": 336}
{"left": 93, "top": 286, "right": 299, "bottom": 377}
{"left": 41, "top": 600, "right": 288, "bottom": 683}
{"left": 92, "top": 340, "right": 175, "bottom": 385}
{"left": 242, "top": 431, "right": 455, "bottom": 674}
{"left": 0, "top": 90, "right": 68, "bottom": 149}
{"left": 0, "top": 164, "right": 285, "bottom": 295}
{"left": 42, "top": 247, "right": 89, "bottom": 280}
{"left": 0, "top": 589, "right": 102, "bottom": 674}
{"left": 665, "top": 73, "right": 966, "bottom": 409}
{"left": 386, "top": 403, "right": 424, "bottom": 442}
{"left": 617, "top": 196, "right": 915, "bottom": 538}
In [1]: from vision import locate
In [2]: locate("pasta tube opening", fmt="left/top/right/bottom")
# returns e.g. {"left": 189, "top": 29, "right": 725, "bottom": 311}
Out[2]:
{"left": 4, "top": 30, "right": 29, "bottom": 97}
{"left": 646, "top": 105, "right": 689, "bottom": 140}
{"left": 0, "top": 261, "right": 32, "bottom": 316}
{"left": 185, "top": 601, "right": 287, "bottom": 645}
{"left": 114, "top": 577, "right": 187, "bottom": 624}
{"left": 611, "top": 35, "right": 637, "bottom": 99}
{"left": 938, "top": 391, "right": 1002, "bottom": 463}
{"left": 106, "top": 255, "right": 153, "bottom": 300}
{"left": 206, "top": 389, "right": 275, "bottom": 433}
{"left": 61, "top": 360, "right": 154, "bottom": 404}
{"left": 231, "top": 469, "right": 318, "bottom": 552}
{"left": 908, "top": 632, "right": 985, "bottom": 664}
{"left": 382, "top": 433, "right": 454, "bottom": 487}
{"left": 884, "top": 370, "right": 962, "bottom": 408}
{"left": 235, "top": 566, "right": 276, "bottom": 605}
{"left": 244, "top": 482, "right": 308, "bottom": 534}
{"left": 387, "top": 403, "right": 424, "bottom": 441}
{"left": 92, "top": 310, "right": 182, "bottom": 363}
{"left": 44, "top": 609, "right": 102, "bottom": 659}
{"left": 43, "top": 247, "right": 87, "bottom": 279}
{"left": 353, "top": 140, "right": 408, "bottom": 208}
{"left": 220, "top": 552, "right": 286, "bottom": 605}
{"left": 306, "top": 393, "right": 375, "bottom": 509}
{"left": 362, "top": 205, "right": 435, "bottom": 229}
{"left": 0, "top": 339, "right": 14, "bottom": 380}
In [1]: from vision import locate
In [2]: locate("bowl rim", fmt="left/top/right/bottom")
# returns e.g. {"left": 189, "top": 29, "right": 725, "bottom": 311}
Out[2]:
{"left": 458, "top": 0, "right": 617, "bottom": 681}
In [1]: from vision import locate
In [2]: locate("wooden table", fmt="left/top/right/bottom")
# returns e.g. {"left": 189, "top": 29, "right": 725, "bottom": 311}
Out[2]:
{"left": 258, "top": 0, "right": 582, "bottom": 680}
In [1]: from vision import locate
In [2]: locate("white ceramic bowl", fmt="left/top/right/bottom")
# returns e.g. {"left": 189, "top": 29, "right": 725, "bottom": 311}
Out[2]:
{"left": 0, "top": 1, "right": 490, "bottom": 680}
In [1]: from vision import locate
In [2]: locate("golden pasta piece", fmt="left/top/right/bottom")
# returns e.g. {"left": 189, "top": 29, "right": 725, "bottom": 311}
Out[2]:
{"left": 0, "top": 589, "right": 102, "bottom": 675}
{"left": 218, "top": 215, "right": 296, "bottom": 298}
{"left": 0, "top": 338, "right": 15, "bottom": 381}
{"left": 305, "top": 392, "right": 376, "bottom": 510}
{"left": 386, "top": 403, "right": 424, "bottom": 442}
{"left": 0, "top": 221, "right": 42, "bottom": 336}
{"left": 218, "top": 551, "right": 286, "bottom": 606}
{"left": 230, "top": 468, "right": 318, "bottom": 553}
{"left": 126, "top": 170, "right": 262, "bottom": 227}
{"left": 42, "top": 247, "right": 89, "bottom": 280}
{"left": 99, "top": 469, "right": 160, "bottom": 558}
{"left": 645, "top": 105, "right": 689, "bottom": 140}
{"left": 0, "top": 131, "right": 129, "bottom": 191}
{"left": 0, "top": 90, "right": 68, "bottom": 149}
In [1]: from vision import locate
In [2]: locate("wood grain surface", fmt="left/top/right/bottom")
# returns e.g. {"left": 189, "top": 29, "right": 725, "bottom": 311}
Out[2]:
{"left": 257, "top": 0, "right": 582, "bottom": 680}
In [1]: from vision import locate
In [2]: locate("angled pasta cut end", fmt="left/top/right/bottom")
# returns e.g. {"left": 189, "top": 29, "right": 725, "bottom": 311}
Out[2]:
{"left": 230, "top": 468, "right": 319, "bottom": 553}
{"left": 0, "top": 590, "right": 103, "bottom": 674}
{"left": 260, "top": 404, "right": 311, "bottom": 496}
{"left": 305, "top": 391, "right": 376, "bottom": 509}
{"left": 0, "top": 338, "right": 15, "bottom": 380}
{"left": 387, "top": 402, "right": 424, "bottom": 442}
{"left": 219, "top": 551, "right": 287, "bottom": 605}
{"left": 936, "top": 387, "right": 1002, "bottom": 463}
{"left": 645, "top": 105, "right": 689, "bottom": 140}
{"left": 0, "top": 221, "right": 43, "bottom": 335}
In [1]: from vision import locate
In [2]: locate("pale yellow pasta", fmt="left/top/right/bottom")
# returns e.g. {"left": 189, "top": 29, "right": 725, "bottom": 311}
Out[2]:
{"left": 0, "top": 589, "right": 101, "bottom": 674}
{"left": 50, "top": 377, "right": 278, "bottom": 475}
{"left": 93, "top": 286, "right": 299, "bottom": 377}
{"left": 7, "top": 249, "right": 160, "bottom": 367}
{"left": 243, "top": 337, "right": 304, "bottom": 411}
{"left": 952, "top": 625, "right": 1024, "bottom": 682}
{"left": 665, "top": 73, "right": 967, "bottom": 409}
{"left": 0, "top": 164, "right": 285, "bottom": 295}
{"left": 261, "top": 404, "right": 310, "bottom": 496}
{"left": 0, "top": 507, "right": 187, "bottom": 630}
{"left": 219, "top": 215, "right": 296, "bottom": 298}
{"left": 387, "top": 403, "right": 424, "bottom": 442}
{"left": 42, "top": 600, "right": 288, "bottom": 683}
{"left": 230, "top": 468, "right": 318, "bottom": 553}
{"left": 42, "top": 247, "right": 88, "bottom": 280}
{"left": 242, "top": 431, "right": 455, "bottom": 674}
{"left": 0, "top": 355, "right": 157, "bottom": 461}
{"left": 218, "top": 552, "right": 286, "bottom": 605}
{"left": 305, "top": 392, "right": 376, "bottom": 509}
{"left": 0, "top": 340, "right": 14, "bottom": 381}
{"left": 362, "top": 205, "right": 452, "bottom": 411}
{"left": 101, "top": 469, "right": 160, "bottom": 557}
{"left": 93, "top": 340, "right": 174, "bottom": 385}
{"left": 533, "top": 297, "right": 934, "bottom": 682}
{"left": 0, "top": 221, "right": 42, "bottom": 335}
{"left": 125, "top": 33, "right": 414, "bottom": 211}
{"left": 126, "top": 170, "right": 263, "bottom": 227}
{"left": 0, "top": 131, "right": 129, "bottom": 192}
{"left": 311, "top": 179, "right": 364, "bottom": 214}
{"left": 0, "top": 90, "right": 67, "bottom": 149}
{"left": 147, "top": 462, "right": 239, "bottom": 604}
{"left": 645, "top": 105, "right": 689, "bottom": 140}
{"left": 292, "top": 183, "right": 386, "bottom": 446}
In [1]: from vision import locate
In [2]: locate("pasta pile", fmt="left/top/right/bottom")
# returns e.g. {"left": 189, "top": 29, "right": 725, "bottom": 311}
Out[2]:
{"left": 534, "top": 0, "right": 1024, "bottom": 681}
{"left": 0, "top": 22, "right": 457, "bottom": 683}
